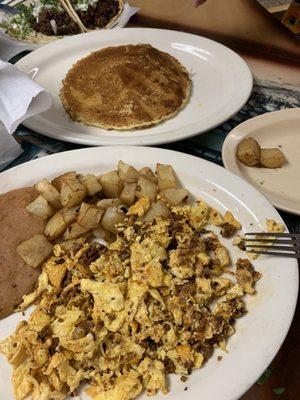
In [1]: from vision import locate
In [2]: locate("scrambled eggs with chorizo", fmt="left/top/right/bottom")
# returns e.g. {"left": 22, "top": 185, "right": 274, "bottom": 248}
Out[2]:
{"left": 0, "top": 197, "right": 261, "bottom": 400}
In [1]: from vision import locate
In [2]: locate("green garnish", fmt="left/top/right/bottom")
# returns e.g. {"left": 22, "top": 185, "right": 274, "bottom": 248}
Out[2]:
{"left": 0, "top": 3, "right": 34, "bottom": 40}
{"left": 256, "top": 367, "right": 272, "bottom": 385}
{"left": 272, "top": 387, "right": 286, "bottom": 395}
{"left": 40, "top": 0, "right": 61, "bottom": 11}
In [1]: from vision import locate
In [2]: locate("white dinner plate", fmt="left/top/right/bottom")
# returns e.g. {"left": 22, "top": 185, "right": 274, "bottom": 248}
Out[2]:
{"left": 0, "top": 146, "right": 298, "bottom": 400}
{"left": 0, "top": 0, "right": 133, "bottom": 51}
{"left": 222, "top": 108, "right": 300, "bottom": 215}
{"left": 15, "top": 28, "right": 252, "bottom": 146}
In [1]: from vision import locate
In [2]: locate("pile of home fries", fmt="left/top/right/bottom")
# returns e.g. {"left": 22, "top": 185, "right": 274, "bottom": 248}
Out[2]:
{"left": 17, "top": 161, "right": 189, "bottom": 268}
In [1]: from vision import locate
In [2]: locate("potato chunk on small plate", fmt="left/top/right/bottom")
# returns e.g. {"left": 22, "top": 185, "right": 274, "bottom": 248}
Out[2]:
{"left": 222, "top": 108, "right": 300, "bottom": 215}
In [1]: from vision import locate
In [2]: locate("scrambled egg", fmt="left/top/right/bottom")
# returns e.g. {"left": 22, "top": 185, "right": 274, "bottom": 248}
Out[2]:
{"left": 0, "top": 198, "right": 261, "bottom": 400}
{"left": 265, "top": 219, "right": 285, "bottom": 233}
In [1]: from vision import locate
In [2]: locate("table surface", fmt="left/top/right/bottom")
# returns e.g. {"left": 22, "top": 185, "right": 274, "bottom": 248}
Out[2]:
{"left": 1, "top": 2, "right": 300, "bottom": 399}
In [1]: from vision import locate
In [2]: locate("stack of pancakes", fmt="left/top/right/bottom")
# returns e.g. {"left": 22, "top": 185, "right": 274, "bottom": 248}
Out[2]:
{"left": 60, "top": 44, "right": 191, "bottom": 130}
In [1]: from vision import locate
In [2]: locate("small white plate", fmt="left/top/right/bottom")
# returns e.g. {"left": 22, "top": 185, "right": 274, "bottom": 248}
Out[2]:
{"left": 222, "top": 108, "right": 300, "bottom": 215}
{"left": 0, "top": 146, "right": 298, "bottom": 400}
{"left": 15, "top": 28, "right": 252, "bottom": 146}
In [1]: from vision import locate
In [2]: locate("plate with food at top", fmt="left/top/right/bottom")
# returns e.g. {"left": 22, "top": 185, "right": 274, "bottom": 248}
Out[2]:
{"left": 14, "top": 28, "right": 253, "bottom": 146}
{"left": 0, "top": 146, "right": 298, "bottom": 400}
{"left": 0, "top": 0, "right": 131, "bottom": 46}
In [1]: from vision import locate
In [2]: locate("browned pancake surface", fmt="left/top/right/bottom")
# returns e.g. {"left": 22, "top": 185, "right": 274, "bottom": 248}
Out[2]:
{"left": 0, "top": 187, "right": 46, "bottom": 319}
{"left": 60, "top": 44, "right": 191, "bottom": 130}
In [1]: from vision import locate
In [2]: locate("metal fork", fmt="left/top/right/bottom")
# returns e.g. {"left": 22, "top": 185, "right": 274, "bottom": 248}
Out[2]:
{"left": 244, "top": 232, "right": 300, "bottom": 258}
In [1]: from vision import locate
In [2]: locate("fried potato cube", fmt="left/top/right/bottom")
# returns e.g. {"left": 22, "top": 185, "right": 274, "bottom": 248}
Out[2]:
{"left": 236, "top": 137, "right": 260, "bottom": 167}
{"left": 143, "top": 200, "right": 170, "bottom": 222}
{"left": 159, "top": 188, "right": 189, "bottom": 205}
{"left": 26, "top": 195, "right": 54, "bottom": 220}
{"left": 136, "top": 176, "right": 157, "bottom": 202}
{"left": 118, "top": 160, "right": 140, "bottom": 183}
{"left": 17, "top": 234, "right": 53, "bottom": 268}
{"left": 101, "top": 206, "right": 127, "bottom": 233}
{"left": 260, "top": 148, "right": 285, "bottom": 168}
{"left": 77, "top": 202, "right": 104, "bottom": 229}
{"left": 139, "top": 167, "right": 157, "bottom": 183}
{"left": 63, "top": 222, "right": 89, "bottom": 240}
{"left": 120, "top": 182, "right": 137, "bottom": 206}
{"left": 92, "top": 226, "right": 106, "bottom": 239}
{"left": 62, "top": 208, "right": 78, "bottom": 225}
{"left": 59, "top": 237, "right": 86, "bottom": 251}
{"left": 156, "top": 163, "right": 177, "bottom": 190}
{"left": 51, "top": 171, "right": 76, "bottom": 191}
{"left": 99, "top": 171, "right": 123, "bottom": 198}
{"left": 60, "top": 178, "right": 87, "bottom": 208}
{"left": 44, "top": 212, "right": 67, "bottom": 240}
{"left": 35, "top": 178, "right": 61, "bottom": 209}
{"left": 79, "top": 174, "right": 102, "bottom": 196}
{"left": 97, "top": 198, "right": 122, "bottom": 209}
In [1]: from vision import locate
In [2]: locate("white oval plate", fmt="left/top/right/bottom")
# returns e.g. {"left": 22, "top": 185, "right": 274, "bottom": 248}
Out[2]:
{"left": 0, "top": 0, "right": 132, "bottom": 50}
{"left": 15, "top": 28, "right": 252, "bottom": 146}
{"left": 222, "top": 108, "right": 300, "bottom": 215}
{"left": 0, "top": 147, "right": 298, "bottom": 400}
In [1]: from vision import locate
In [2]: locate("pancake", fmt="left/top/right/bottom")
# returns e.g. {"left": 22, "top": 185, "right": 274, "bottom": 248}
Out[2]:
{"left": 0, "top": 187, "right": 46, "bottom": 319}
{"left": 60, "top": 44, "right": 191, "bottom": 130}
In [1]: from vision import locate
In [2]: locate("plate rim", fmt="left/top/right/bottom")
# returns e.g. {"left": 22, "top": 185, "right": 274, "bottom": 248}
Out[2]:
{"left": 0, "top": 146, "right": 297, "bottom": 400}
{"left": 15, "top": 27, "right": 253, "bottom": 146}
{"left": 222, "top": 107, "right": 300, "bottom": 215}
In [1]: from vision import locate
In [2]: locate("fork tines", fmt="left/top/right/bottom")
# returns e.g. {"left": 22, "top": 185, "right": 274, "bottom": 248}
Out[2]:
{"left": 244, "top": 232, "right": 300, "bottom": 258}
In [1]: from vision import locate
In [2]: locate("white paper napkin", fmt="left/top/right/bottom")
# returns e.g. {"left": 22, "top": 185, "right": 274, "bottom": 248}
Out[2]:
{"left": 0, "top": 126, "right": 23, "bottom": 171}
{"left": 0, "top": 60, "right": 52, "bottom": 134}
{"left": 0, "top": 60, "right": 52, "bottom": 170}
